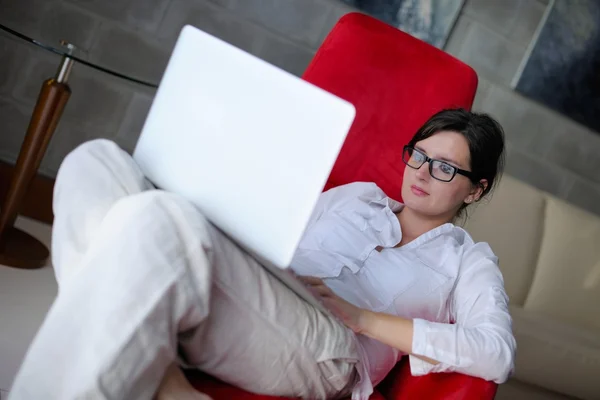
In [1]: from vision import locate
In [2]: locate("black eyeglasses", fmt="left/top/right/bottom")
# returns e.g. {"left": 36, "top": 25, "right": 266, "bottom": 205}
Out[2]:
{"left": 402, "top": 146, "right": 475, "bottom": 182}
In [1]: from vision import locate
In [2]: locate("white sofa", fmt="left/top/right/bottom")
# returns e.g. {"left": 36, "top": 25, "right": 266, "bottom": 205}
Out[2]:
{"left": 463, "top": 175, "right": 600, "bottom": 400}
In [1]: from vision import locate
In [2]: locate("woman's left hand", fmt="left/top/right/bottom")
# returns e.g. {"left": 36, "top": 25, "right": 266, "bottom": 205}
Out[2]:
{"left": 298, "top": 276, "right": 368, "bottom": 334}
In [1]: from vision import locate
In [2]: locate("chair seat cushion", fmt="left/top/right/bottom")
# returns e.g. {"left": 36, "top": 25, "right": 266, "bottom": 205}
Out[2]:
{"left": 377, "top": 360, "right": 498, "bottom": 400}
{"left": 184, "top": 369, "right": 385, "bottom": 399}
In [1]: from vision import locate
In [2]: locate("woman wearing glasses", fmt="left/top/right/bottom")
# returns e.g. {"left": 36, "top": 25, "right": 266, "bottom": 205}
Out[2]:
{"left": 10, "top": 109, "right": 514, "bottom": 400}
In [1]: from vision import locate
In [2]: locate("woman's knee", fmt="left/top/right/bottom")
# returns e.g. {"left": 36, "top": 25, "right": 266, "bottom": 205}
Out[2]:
{"left": 59, "top": 139, "right": 120, "bottom": 173}
{"left": 53, "top": 139, "right": 151, "bottom": 211}
{"left": 55, "top": 140, "right": 122, "bottom": 194}
{"left": 103, "top": 190, "right": 213, "bottom": 253}
{"left": 95, "top": 191, "right": 214, "bottom": 296}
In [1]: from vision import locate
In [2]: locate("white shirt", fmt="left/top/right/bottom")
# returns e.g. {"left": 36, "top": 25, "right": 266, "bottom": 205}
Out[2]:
{"left": 290, "top": 182, "right": 516, "bottom": 400}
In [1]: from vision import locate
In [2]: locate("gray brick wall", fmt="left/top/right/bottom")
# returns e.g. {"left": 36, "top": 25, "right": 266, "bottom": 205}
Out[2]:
{"left": 1, "top": 0, "right": 599, "bottom": 216}
{"left": 0, "top": 0, "right": 355, "bottom": 176}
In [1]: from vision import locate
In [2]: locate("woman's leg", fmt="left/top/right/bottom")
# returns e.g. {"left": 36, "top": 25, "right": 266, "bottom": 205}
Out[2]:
{"left": 180, "top": 217, "right": 359, "bottom": 399}
{"left": 50, "top": 138, "right": 154, "bottom": 287}
{"left": 10, "top": 140, "right": 213, "bottom": 399}
{"left": 9, "top": 140, "right": 358, "bottom": 400}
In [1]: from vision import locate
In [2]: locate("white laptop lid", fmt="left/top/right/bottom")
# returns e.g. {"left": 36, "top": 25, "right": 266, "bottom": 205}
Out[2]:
{"left": 133, "top": 25, "right": 355, "bottom": 268}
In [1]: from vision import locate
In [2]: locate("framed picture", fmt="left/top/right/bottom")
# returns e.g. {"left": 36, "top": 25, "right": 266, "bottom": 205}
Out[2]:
{"left": 341, "top": 0, "right": 465, "bottom": 49}
{"left": 514, "top": 0, "right": 600, "bottom": 133}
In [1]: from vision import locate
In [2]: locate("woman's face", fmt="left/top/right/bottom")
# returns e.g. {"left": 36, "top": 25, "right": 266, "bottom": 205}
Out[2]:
{"left": 401, "top": 131, "right": 482, "bottom": 220}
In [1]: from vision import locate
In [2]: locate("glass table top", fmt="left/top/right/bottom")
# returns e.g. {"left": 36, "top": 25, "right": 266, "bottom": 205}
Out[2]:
{"left": 0, "top": 23, "right": 159, "bottom": 89}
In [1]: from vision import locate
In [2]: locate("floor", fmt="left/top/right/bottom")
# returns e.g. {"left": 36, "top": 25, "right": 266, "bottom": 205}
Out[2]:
{"left": 0, "top": 216, "right": 56, "bottom": 399}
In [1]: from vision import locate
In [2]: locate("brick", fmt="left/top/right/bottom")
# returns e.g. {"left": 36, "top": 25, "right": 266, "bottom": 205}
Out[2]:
{"left": 507, "top": 0, "right": 546, "bottom": 45}
{"left": 478, "top": 82, "right": 557, "bottom": 158}
{"left": 478, "top": 79, "right": 600, "bottom": 194}
{"left": 464, "top": 0, "right": 547, "bottom": 47}
{"left": 40, "top": 120, "right": 108, "bottom": 176}
{"left": 10, "top": 48, "right": 61, "bottom": 106}
{"left": 63, "top": 0, "right": 126, "bottom": 22}
{"left": 89, "top": 25, "right": 169, "bottom": 84}
{"left": 115, "top": 92, "right": 154, "bottom": 152}
{"left": 0, "top": 0, "right": 52, "bottom": 38}
{"left": 444, "top": 14, "right": 473, "bottom": 57}
{"left": 0, "top": 36, "right": 31, "bottom": 96}
{"left": 0, "top": 96, "right": 31, "bottom": 162}
{"left": 453, "top": 20, "right": 527, "bottom": 86}
{"left": 464, "top": 0, "right": 523, "bottom": 39}
{"left": 62, "top": 68, "right": 134, "bottom": 134}
{"left": 471, "top": 76, "right": 492, "bottom": 111}
{"left": 65, "top": 0, "right": 171, "bottom": 32}
{"left": 207, "top": 0, "right": 235, "bottom": 7}
{"left": 227, "top": 0, "right": 333, "bottom": 48}
{"left": 545, "top": 121, "right": 600, "bottom": 185}
{"left": 256, "top": 33, "right": 316, "bottom": 76}
{"left": 315, "top": 0, "right": 358, "bottom": 48}
{"left": 0, "top": 0, "right": 98, "bottom": 51}
{"left": 565, "top": 179, "right": 600, "bottom": 217}
{"left": 158, "top": 0, "right": 266, "bottom": 56}
{"left": 125, "top": 0, "right": 172, "bottom": 32}
{"left": 38, "top": 3, "right": 101, "bottom": 51}
{"left": 504, "top": 144, "right": 573, "bottom": 198}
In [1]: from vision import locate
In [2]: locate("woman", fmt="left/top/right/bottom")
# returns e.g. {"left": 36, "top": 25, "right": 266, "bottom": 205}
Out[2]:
{"left": 9, "top": 109, "right": 515, "bottom": 400}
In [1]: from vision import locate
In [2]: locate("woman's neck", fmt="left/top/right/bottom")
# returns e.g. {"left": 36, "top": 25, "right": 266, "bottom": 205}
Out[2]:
{"left": 395, "top": 207, "right": 452, "bottom": 247}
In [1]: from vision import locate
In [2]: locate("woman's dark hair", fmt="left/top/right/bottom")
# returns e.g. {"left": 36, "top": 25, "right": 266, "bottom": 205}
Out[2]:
{"left": 407, "top": 108, "right": 506, "bottom": 217}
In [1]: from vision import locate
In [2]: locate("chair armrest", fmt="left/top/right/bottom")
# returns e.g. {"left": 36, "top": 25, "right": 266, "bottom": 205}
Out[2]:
{"left": 377, "top": 358, "right": 498, "bottom": 400}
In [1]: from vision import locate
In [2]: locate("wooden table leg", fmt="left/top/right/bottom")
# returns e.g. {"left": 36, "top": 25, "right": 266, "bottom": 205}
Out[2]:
{"left": 0, "top": 55, "right": 73, "bottom": 269}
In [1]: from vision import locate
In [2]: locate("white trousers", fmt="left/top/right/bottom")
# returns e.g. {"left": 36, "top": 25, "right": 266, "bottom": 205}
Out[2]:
{"left": 9, "top": 139, "right": 359, "bottom": 400}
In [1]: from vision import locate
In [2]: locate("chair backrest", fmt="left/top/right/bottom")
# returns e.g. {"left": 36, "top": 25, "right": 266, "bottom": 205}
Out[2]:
{"left": 302, "top": 13, "right": 478, "bottom": 201}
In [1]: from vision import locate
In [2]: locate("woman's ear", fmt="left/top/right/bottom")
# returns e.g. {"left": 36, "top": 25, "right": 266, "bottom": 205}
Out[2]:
{"left": 465, "top": 179, "right": 488, "bottom": 203}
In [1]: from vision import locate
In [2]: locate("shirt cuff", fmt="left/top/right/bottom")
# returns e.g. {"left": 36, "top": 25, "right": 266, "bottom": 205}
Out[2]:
{"left": 408, "top": 354, "right": 435, "bottom": 376}
{"left": 409, "top": 318, "right": 437, "bottom": 375}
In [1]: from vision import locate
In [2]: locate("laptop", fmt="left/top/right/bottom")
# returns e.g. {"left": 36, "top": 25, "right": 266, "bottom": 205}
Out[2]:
{"left": 133, "top": 25, "right": 355, "bottom": 313}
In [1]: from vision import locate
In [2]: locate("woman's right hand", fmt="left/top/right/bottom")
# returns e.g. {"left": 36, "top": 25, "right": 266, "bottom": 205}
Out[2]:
{"left": 298, "top": 275, "right": 370, "bottom": 334}
{"left": 155, "top": 363, "right": 213, "bottom": 400}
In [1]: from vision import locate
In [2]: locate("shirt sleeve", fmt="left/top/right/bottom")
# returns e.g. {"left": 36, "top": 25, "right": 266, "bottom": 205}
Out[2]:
{"left": 409, "top": 242, "right": 516, "bottom": 383}
{"left": 305, "top": 181, "right": 383, "bottom": 230}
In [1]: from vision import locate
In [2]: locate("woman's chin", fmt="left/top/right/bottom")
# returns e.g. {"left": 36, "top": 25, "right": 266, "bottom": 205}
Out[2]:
{"left": 402, "top": 196, "right": 442, "bottom": 217}
{"left": 402, "top": 197, "right": 427, "bottom": 213}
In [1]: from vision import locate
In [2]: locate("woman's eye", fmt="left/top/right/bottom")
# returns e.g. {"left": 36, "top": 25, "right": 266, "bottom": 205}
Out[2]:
{"left": 440, "top": 163, "right": 454, "bottom": 174}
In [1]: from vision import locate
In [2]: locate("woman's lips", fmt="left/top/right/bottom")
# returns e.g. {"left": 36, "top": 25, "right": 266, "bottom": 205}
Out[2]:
{"left": 410, "top": 185, "right": 429, "bottom": 196}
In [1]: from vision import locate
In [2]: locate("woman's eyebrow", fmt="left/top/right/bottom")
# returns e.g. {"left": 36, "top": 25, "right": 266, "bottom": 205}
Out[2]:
{"left": 415, "top": 145, "right": 463, "bottom": 167}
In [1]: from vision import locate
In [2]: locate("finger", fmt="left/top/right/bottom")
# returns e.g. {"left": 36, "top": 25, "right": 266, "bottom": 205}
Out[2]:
{"left": 322, "top": 297, "right": 351, "bottom": 322}
{"left": 297, "top": 275, "right": 324, "bottom": 285}
{"left": 156, "top": 364, "right": 214, "bottom": 400}
{"left": 311, "top": 283, "right": 334, "bottom": 297}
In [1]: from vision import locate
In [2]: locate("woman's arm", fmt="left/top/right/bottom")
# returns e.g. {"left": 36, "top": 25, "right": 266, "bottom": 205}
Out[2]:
{"left": 300, "top": 277, "right": 439, "bottom": 365}
{"left": 301, "top": 242, "right": 515, "bottom": 382}
{"left": 359, "top": 311, "right": 440, "bottom": 366}
{"left": 405, "top": 243, "right": 515, "bottom": 382}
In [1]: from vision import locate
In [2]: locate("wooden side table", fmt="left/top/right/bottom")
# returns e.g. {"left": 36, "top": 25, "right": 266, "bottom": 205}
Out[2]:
{"left": 0, "top": 24, "right": 159, "bottom": 269}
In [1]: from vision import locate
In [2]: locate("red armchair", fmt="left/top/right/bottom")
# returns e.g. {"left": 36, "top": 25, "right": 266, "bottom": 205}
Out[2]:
{"left": 186, "top": 12, "right": 497, "bottom": 400}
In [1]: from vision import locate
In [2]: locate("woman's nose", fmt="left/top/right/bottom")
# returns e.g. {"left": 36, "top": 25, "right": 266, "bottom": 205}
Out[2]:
{"left": 415, "top": 162, "right": 431, "bottom": 180}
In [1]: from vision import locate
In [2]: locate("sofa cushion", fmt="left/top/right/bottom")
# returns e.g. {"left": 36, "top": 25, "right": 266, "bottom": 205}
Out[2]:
{"left": 463, "top": 175, "right": 545, "bottom": 306}
{"left": 524, "top": 197, "right": 600, "bottom": 332}
{"left": 509, "top": 306, "right": 600, "bottom": 400}
{"left": 496, "top": 378, "right": 578, "bottom": 400}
